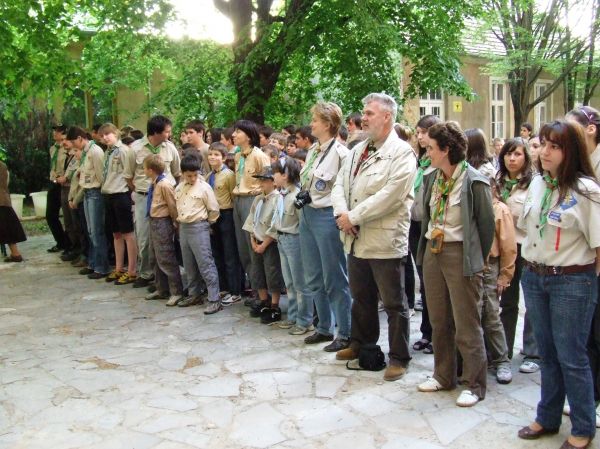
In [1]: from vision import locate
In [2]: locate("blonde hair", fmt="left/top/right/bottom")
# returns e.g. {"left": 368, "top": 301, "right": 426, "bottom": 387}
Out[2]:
{"left": 310, "top": 102, "right": 343, "bottom": 135}
{"left": 98, "top": 123, "right": 121, "bottom": 138}
{"left": 143, "top": 154, "right": 165, "bottom": 174}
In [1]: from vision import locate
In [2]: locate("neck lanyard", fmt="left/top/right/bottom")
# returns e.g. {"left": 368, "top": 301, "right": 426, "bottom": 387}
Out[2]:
{"left": 301, "top": 140, "right": 336, "bottom": 188}
{"left": 432, "top": 161, "right": 467, "bottom": 224}
{"left": 539, "top": 173, "right": 558, "bottom": 237}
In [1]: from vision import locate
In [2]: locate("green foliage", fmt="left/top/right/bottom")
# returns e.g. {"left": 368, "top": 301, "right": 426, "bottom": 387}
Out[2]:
{"left": 147, "top": 40, "right": 238, "bottom": 131}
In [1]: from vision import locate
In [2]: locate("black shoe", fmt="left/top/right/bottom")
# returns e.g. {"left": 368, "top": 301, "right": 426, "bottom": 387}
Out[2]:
{"left": 250, "top": 300, "right": 270, "bottom": 318}
{"left": 79, "top": 267, "right": 94, "bottom": 275}
{"left": 304, "top": 332, "right": 334, "bottom": 345}
{"left": 47, "top": 245, "right": 62, "bottom": 253}
{"left": 60, "top": 248, "right": 71, "bottom": 256}
{"left": 133, "top": 277, "right": 152, "bottom": 288}
{"left": 87, "top": 272, "right": 107, "bottom": 279}
{"left": 324, "top": 337, "right": 350, "bottom": 352}
{"left": 260, "top": 307, "right": 282, "bottom": 325}
{"left": 60, "top": 251, "right": 79, "bottom": 262}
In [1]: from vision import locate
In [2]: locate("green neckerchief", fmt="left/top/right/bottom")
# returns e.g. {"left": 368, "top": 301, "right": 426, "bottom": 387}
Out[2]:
{"left": 145, "top": 141, "right": 161, "bottom": 154}
{"left": 236, "top": 146, "right": 252, "bottom": 186}
{"left": 103, "top": 146, "right": 117, "bottom": 182}
{"left": 432, "top": 160, "right": 467, "bottom": 224}
{"left": 414, "top": 157, "right": 431, "bottom": 193}
{"left": 501, "top": 176, "right": 519, "bottom": 201}
{"left": 539, "top": 173, "right": 558, "bottom": 237}
{"left": 300, "top": 144, "right": 321, "bottom": 187}
{"left": 50, "top": 143, "right": 60, "bottom": 172}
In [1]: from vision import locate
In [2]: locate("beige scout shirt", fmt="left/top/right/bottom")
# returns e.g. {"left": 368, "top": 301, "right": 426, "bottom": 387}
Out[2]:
{"left": 489, "top": 199, "right": 517, "bottom": 287}
{"left": 150, "top": 179, "right": 178, "bottom": 221}
{"left": 175, "top": 178, "right": 220, "bottom": 224}
{"left": 273, "top": 185, "right": 301, "bottom": 235}
{"left": 68, "top": 166, "right": 85, "bottom": 205}
{"left": 205, "top": 165, "right": 236, "bottom": 210}
{"left": 300, "top": 138, "right": 349, "bottom": 209}
{"left": 242, "top": 189, "right": 279, "bottom": 242}
{"left": 233, "top": 146, "right": 270, "bottom": 196}
{"left": 49, "top": 143, "right": 68, "bottom": 181}
{"left": 62, "top": 154, "right": 78, "bottom": 187}
{"left": 591, "top": 143, "right": 600, "bottom": 180}
{"left": 101, "top": 141, "right": 131, "bottom": 194}
{"left": 519, "top": 174, "right": 600, "bottom": 266}
{"left": 505, "top": 185, "right": 528, "bottom": 244}
{"left": 79, "top": 141, "right": 105, "bottom": 189}
{"left": 426, "top": 164, "right": 467, "bottom": 242}
{"left": 331, "top": 130, "right": 416, "bottom": 259}
{"left": 125, "top": 137, "right": 181, "bottom": 193}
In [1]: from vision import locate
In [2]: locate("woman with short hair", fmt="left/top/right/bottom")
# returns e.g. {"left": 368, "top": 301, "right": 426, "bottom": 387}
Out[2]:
{"left": 416, "top": 121, "right": 495, "bottom": 407}
{"left": 299, "top": 101, "right": 352, "bottom": 352}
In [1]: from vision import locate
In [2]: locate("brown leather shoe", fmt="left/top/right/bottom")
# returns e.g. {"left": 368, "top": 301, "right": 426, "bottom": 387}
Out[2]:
{"left": 383, "top": 364, "right": 407, "bottom": 381}
{"left": 559, "top": 438, "right": 593, "bottom": 449}
{"left": 517, "top": 425, "right": 560, "bottom": 440}
{"left": 336, "top": 347, "right": 358, "bottom": 361}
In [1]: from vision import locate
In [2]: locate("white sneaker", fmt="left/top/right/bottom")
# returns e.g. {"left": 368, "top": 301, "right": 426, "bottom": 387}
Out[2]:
{"left": 277, "top": 320, "right": 295, "bottom": 329}
{"left": 418, "top": 377, "right": 444, "bottom": 392}
{"left": 563, "top": 403, "right": 571, "bottom": 416}
{"left": 496, "top": 365, "right": 513, "bottom": 384}
{"left": 166, "top": 295, "right": 183, "bottom": 306}
{"left": 519, "top": 360, "right": 540, "bottom": 373}
{"left": 222, "top": 294, "right": 241, "bottom": 306}
{"left": 145, "top": 291, "right": 166, "bottom": 300}
{"left": 456, "top": 390, "right": 480, "bottom": 407}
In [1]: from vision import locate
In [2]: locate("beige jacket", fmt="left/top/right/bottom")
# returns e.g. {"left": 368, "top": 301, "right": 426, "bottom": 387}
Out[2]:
{"left": 332, "top": 130, "right": 417, "bottom": 259}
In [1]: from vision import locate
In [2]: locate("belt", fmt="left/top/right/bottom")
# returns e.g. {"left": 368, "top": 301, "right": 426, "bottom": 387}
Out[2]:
{"left": 136, "top": 191, "right": 148, "bottom": 196}
{"left": 524, "top": 261, "right": 595, "bottom": 276}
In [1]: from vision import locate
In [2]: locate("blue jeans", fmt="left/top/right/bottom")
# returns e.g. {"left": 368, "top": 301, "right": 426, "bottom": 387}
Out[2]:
{"left": 83, "top": 188, "right": 109, "bottom": 274}
{"left": 278, "top": 232, "right": 313, "bottom": 328}
{"left": 522, "top": 267, "right": 598, "bottom": 437}
{"left": 299, "top": 205, "right": 351, "bottom": 339}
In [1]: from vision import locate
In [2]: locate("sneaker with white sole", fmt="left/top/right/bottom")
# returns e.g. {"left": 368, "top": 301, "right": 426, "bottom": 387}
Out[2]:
{"left": 166, "top": 295, "right": 183, "bottom": 306}
{"left": 519, "top": 360, "right": 540, "bottom": 373}
{"left": 496, "top": 365, "right": 513, "bottom": 384}
{"left": 456, "top": 390, "right": 479, "bottom": 407}
{"left": 418, "top": 377, "right": 444, "bottom": 392}
{"left": 277, "top": 320, "right": 295, "bottom": 329}
{"left": 289, "top": 324, "right": 314, "bottom": 335}
{"left": 222, "top": 294, "right": 241, "bottom": 306}
{"left": 145, "top": 291, "right": 168, "bottom": 300}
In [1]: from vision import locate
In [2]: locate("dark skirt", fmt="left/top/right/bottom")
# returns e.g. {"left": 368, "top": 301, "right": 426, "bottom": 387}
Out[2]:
{"left": 0, "top": 206, "right": 27, "bottom": 244}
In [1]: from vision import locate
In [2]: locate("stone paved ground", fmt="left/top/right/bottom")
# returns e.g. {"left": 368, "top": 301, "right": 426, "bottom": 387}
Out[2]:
{"left": 0, "top": 235, "right": 597, "bottom": 449}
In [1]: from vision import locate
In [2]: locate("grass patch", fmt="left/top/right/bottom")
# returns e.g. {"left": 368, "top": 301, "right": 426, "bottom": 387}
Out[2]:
{"left": 21, "top": 200, "right": 50, "bottom": 236}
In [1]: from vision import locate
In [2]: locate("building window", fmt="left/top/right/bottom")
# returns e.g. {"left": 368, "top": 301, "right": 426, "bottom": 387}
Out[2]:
{"left": 419, "top": 89, "right": 444, "bottom": 120}
{"left": 534, "top": 81, "right": 552, "bottom": 131}
{"left": 490, "top": 79, "right": 506, "bottom": 139}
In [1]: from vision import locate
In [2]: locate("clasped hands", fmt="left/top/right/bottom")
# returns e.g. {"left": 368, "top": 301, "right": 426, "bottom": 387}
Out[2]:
{"left": 335, "top": 212, "right": 359, "bottom": 237}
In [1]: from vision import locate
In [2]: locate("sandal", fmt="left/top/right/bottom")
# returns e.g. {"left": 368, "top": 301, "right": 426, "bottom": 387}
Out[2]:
{"left": 413, "top": 339, "right": 430, "bottom": 351}
{"left": 423, "top": 343, "right": 434, "bottom": 354}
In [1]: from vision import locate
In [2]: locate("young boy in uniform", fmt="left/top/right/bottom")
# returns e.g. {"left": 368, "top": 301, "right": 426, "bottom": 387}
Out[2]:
{"left": 175, "top": 155, "right": 222, "bottom": 314}
{"left": 143, "top": 154, "right": 184, "bottom": 305}
{"left": 206, "top": 142, "right": 242, "bottom": 305}
{"left": 242, "top": 166, "right": 285, "bottom": 324}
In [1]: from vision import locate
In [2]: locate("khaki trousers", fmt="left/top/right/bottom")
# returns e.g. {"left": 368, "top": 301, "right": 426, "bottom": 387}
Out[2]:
{"left": 423, "top": 241, "right": 487, "bottom": 399}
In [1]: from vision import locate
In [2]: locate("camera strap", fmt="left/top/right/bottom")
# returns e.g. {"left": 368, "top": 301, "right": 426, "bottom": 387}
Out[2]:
{"left": 306, "top": 139, "right": 336, "bottom": 192}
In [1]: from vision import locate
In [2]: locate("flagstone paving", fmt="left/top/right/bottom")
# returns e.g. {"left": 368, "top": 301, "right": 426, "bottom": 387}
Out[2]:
{"left": 0, "top": 235, "right": 596, "bottom": 448}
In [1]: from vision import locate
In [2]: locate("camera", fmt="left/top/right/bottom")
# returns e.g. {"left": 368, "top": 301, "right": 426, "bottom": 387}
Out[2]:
{"left": 294, "top": 190, "right": 312, "bottom": 209}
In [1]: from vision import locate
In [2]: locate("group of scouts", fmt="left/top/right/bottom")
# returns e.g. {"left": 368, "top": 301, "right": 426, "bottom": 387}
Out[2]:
{"left": 5, "top": 93, "right": 600, "bottom": 449}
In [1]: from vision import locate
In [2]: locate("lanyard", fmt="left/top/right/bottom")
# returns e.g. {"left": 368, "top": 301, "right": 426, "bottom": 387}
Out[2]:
{"left": 301, "top": 140, "right": 336, "bottom": 189}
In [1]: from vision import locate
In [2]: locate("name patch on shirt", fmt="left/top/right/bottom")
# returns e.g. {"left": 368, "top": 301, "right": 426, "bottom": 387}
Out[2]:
{"left": 548, "top": 210, "right": 562, "bottom": 222}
